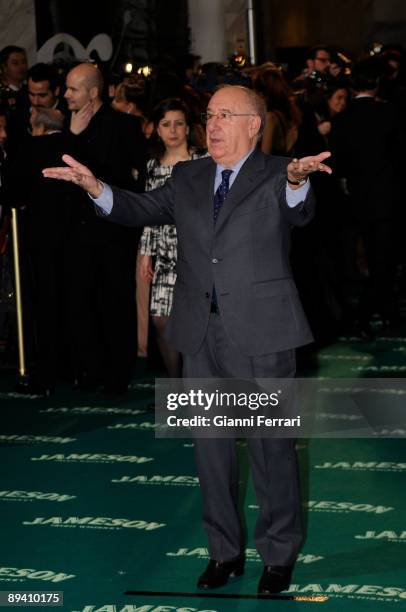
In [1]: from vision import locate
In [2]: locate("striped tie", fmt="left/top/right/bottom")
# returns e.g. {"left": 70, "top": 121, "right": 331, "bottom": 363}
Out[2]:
{"left": 213, "top": 169, "right": 233, "bottom": 222}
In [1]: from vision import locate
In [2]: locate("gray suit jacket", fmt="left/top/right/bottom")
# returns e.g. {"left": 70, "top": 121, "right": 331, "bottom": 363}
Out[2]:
{"left": 108, "top": 148, "right": 315, "bottom": 355}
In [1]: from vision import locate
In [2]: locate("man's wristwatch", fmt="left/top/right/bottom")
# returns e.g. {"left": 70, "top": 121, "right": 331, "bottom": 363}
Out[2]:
{"left": 287, "top": 175, "right": 307, "bottom": 186}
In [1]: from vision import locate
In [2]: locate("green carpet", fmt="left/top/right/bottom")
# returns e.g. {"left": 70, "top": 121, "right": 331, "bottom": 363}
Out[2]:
{"left": 1, "top": 331, "right": 406, "bottom": 611}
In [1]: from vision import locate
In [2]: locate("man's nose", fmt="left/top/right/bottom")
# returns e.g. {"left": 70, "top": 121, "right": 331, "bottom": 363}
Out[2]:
{"left": 207, "top": 120, "right": 219, "bottom": 132}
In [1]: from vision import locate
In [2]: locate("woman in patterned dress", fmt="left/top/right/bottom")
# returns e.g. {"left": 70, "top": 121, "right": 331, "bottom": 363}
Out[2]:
{"left": 138, "top": 98, "right": 205, "bottom": 376}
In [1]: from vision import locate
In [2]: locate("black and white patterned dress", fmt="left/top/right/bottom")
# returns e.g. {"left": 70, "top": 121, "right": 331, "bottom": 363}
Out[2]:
{"left": 139, "top": 153, "right": 205, "bottom": 317}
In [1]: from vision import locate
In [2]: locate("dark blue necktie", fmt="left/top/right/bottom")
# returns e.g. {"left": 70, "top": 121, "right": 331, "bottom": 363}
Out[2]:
{"left": 213, "top": 169, "right": 233, "bottom": 222}
{"left": 211, "top": 169, "right": 233, "bottom": 311}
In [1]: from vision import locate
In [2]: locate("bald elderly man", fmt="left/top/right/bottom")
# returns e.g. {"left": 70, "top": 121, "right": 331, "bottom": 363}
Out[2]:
{"left": 44, "top": 84, "right": 331, "bottom": 594}
{"left": 61, "top": 63, "right": 146, "bottom": 395}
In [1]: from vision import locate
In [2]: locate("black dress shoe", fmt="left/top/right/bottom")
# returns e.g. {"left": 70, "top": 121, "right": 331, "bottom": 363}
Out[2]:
{"left": 74, "top": 372, "right": 100, "bottom": 392}
{"left": 197, "top": 557, "right": 245, "bottom": 589}
{"left": 257, "top": 565, "right": 293, "bottom": 595}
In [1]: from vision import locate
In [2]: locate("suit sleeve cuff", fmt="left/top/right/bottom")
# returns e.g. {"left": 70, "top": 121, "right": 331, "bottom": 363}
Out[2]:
{"left": 89, "top": 182, "right": 113, "bottom": 215}
{"left": 285, "top": 180, "right": 310, "bottom": 208}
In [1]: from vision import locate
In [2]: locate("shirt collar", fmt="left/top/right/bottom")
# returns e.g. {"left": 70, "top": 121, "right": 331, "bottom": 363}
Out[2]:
{"left": 216, "top": 148, "right": 255, "bottom": 178}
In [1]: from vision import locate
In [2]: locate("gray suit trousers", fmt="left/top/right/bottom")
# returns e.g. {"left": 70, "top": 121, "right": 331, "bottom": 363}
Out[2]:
{"left": 183, "top": 312, "right": 303, "bottom": 565}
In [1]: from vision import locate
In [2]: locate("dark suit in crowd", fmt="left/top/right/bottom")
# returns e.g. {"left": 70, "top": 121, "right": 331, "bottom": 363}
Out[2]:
{"left": 6, "top": 132, "right": 75, "bottom": 386}
{"left": 330, "top": 96, "right": 404, "bottom": 325}
{"left": 66, "top": 103, "right": 146, "bottom": 392}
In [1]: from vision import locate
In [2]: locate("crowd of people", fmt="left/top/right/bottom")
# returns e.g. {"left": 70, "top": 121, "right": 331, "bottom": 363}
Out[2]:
{"left": 0, "top": 42, "right": 405, "bottom": 395}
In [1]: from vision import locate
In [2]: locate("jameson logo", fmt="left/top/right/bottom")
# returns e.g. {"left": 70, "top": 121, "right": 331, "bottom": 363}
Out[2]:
{"left": 287, "top": 583, "right": 406, "bottom": 602}
{"left": 0, "top": 490, "right": 75, "bottom": 503}
{"left": 0, "top": 392, "right": 42, "bottom": 399}
{"left": 128, "top": 382, "right": 154, "bottom": 389}
{"left": 0, "top": 566, "right": 74, "bottom": 583}
{"left": 352, "top": 365, "right": 406, "bottom": 372}
{"left": 166, "top": 547, "right": 323, "bottom": 565}
{"left": 71, "top": 605, "right": 217, "bottom": 612}
{"left": 112, "top": 474, "right": 199, "bottom": 486}
{"left": 305, "top": 501, "right": 394, "bottom": 514}
{"left": 40, "top": 407, "right": 146, "bottom": 416}
{"left": 316, "top": 461, "right": 406, "bottom": 472}
{"left": 23, "top": 516, "right": 165, "bottom": 531}
{"left": 249, "top": 501, "right": 393, "bottom": 514}
{"left": 31, "top": 454, "right": 154, "bottom": 464}
{"left": 316, "top": 412, "right": 362, "bottom": 421}
{"left": 374, "top": 428, "right": 406, "bottom": 436}
{"left": 356, "top": 530, "right": 406, "bottom": 542}
{"left": 0, "top": 435, "right": 75, "bottom": 444}
{"left": 108, "top": 422, "right": 166, "bottom": 430}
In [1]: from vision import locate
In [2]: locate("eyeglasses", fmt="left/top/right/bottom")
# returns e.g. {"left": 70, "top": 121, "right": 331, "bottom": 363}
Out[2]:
{"left": 201, "top": 111, "right": 257, "bottom": 124}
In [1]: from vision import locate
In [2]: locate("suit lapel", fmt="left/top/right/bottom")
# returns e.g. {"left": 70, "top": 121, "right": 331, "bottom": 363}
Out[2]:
{"left": 214, "top": 148, "right": 266, "bottom": 234}
{"left": 193, "top": 157, "right": 216, "bottom": 230}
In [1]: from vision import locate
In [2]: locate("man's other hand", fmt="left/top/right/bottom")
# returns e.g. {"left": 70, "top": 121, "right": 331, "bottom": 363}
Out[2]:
{"left": 42, "top": 154, "right": 103, "bottom": 198}
{"left": 287, "top": 151, "right": 332, "bottom": 184}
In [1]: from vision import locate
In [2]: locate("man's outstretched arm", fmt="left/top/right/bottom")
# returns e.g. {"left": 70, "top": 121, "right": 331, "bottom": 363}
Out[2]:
{"left": 43, "top": 154, "right": 174, "bottom": 227}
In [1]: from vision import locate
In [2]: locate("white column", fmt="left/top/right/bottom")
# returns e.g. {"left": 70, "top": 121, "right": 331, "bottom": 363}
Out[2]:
{"left": 0, "top": 0, "right": 37, "bottom": 66}
{"left": 188, "top": 0, "right": 227, "bottom": 63}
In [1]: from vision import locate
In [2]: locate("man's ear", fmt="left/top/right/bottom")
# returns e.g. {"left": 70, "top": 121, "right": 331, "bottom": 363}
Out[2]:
{"left": 249, "top": 115, "right": 261, "bottom": 138}
{"left": 89, "top": 86, "right": 98, "bottom": 101}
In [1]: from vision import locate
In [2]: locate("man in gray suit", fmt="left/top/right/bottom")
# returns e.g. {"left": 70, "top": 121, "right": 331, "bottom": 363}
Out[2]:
{"left": 43, "top": 85, "right": 331, "bottom": 595}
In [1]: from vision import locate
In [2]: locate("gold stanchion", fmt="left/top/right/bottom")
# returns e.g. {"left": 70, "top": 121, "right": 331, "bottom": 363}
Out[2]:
{"left": 11, "top": 208, "right": 27, "bottom": 381}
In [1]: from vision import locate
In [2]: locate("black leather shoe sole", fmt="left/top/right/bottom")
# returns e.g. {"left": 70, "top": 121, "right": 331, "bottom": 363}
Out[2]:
{"left": 258, "top": 565, "right": 292, "bottom": 595}
{"left": 197, "top": 557, "right": 245, "bottom": 589}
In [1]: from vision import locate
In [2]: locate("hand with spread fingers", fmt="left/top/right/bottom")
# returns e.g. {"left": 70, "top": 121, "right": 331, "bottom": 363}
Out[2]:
{"left": 42, "top": 154, "right": 103, "bottom": 198}
{"left": 286, "top": 151, "right": 332, "bottom": 188}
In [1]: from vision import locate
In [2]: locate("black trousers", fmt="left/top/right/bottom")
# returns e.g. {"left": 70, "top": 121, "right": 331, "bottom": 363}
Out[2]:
{"left": 28, "top": 245, "right": 70, "bottom": 385}
{"left": 182, "top": 312, "right": 303, "bottom": 565}
{"left": 358, "top": 219, "right": 397, "bottom": 321}
{"left": 67, "top": 239, "right": 137, "bottom": 388}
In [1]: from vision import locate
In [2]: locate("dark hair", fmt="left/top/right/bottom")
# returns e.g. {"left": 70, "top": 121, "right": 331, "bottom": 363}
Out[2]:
{"left": 0, "top": 103, "right": 7, "bottom": 117}
{"left": 315, "top": 81, "right": 350, "bottom": 119}
{"left": 307, "top": 45, "right": 331, "bottom": 61}
{"left": 114, "top": 82, "right": 148, "bottom": 115}
{"left": 149, "top": 98, "right": 192, "bottom": 161}
{"left": 27, "top": 63, "right": 61, "bottom": 91}
{"left": 351, "top": 58, "right": 381, "bottom": 92}
{"left": 324, "top": 80, "right": 350, "bottom": 100}
{"left": 152, "top": 97, "right": 192, "bottom": 129}
{"left": 0, "top": 45, "right": 26, "bottom": 66}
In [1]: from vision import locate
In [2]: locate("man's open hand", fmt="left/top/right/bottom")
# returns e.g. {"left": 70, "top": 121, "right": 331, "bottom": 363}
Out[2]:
{"left": 287, "top": 151, "right": 332, "bottom": 183}
{"left": 42, "top": 154, "right": 103, "bottom": 198}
